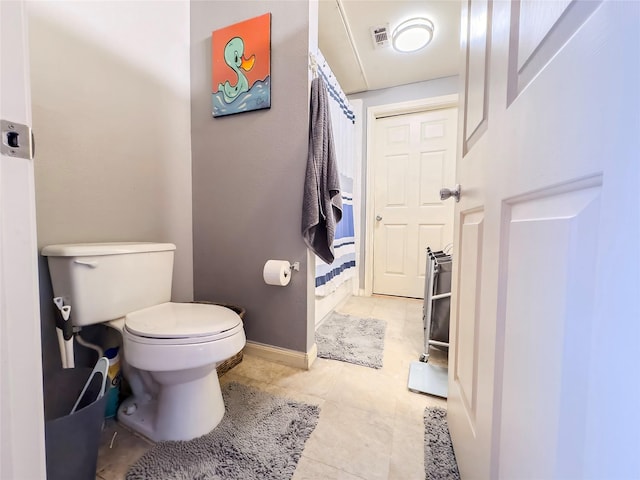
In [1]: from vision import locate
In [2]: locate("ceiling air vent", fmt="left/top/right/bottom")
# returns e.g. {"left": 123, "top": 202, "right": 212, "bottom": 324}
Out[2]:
{"left": 370, "top": 24, "right": 390, "bottom": 49}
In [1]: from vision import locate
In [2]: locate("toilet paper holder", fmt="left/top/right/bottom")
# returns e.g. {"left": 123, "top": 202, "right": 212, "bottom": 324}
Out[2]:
{"left": 281, "top": 261, "right": 300, "bottom": 280}
{"left": 263, "top": 259, "right": 300, "bottom": 286}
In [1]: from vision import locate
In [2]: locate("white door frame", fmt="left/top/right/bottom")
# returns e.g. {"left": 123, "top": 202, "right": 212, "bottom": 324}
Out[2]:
{"left": 364, "top": 94, "right": 459, "bottom": 296}
{"left": 0, "top": 1, "right": 47, "bottom": 478}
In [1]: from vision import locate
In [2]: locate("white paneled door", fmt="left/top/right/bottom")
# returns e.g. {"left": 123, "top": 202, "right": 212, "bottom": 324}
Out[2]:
{"left": 0, "top": 1, "right": 46, "bottom": 478}
{"left": 372, "top": 107, "right": 457, "bottom": 298}
{"left": 449, "top": 1, "right": 640, "bottom": 478}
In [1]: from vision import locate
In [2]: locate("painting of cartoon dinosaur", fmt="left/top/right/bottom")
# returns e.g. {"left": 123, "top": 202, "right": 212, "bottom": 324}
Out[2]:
{"left": 212, "top": 13, "right": 271, "bottom": 117}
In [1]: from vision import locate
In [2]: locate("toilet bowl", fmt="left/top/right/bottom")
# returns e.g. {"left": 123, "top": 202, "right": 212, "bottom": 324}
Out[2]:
{"left": 110, "top": 302, "right": 245, "bottom": 441}
{"left": 42, "top": 242, "right": 246, "bottom": 442}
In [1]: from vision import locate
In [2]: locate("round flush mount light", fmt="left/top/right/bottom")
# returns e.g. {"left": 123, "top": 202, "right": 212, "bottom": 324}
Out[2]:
{"left": 391, "top": 18, "right": 434, "bottom": 53}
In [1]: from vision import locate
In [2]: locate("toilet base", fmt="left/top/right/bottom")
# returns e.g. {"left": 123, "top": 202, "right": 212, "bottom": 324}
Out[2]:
{"left": 117, "top": 396, "right": 157, "bottom": 441}
{"left": 117, "top": 365, "right": 225, "bottom": 442}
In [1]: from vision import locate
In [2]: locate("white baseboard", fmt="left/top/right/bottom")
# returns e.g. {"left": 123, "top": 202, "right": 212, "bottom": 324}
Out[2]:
{"left": 244, "top": 341, "right": 317, "bottom": 370}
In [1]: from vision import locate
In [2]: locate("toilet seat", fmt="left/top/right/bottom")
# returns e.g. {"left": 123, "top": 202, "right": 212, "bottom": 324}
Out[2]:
{"left": 120, "top": 302, "right": 246, "bottom": 373}
{"left": 124, "top": 302, "right": 242, "bottom": 344}
{"left": 124, "top": 323, "right": 244, "bottom": 345}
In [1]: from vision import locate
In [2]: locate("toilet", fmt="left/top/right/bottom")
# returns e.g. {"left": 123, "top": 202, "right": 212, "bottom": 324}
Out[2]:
{"left": 42, "top": 242, "right": 246, "bottom": 442}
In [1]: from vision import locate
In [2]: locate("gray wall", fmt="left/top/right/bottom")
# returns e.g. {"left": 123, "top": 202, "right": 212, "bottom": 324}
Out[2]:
{"left": 28, "top": 1, "right": 194, "bottom": 378}
{"left": 348, "top": 76, "right": 460, "bottom": 288}
{"left": 191, "top": 1, "right": 313, "bottom": 352}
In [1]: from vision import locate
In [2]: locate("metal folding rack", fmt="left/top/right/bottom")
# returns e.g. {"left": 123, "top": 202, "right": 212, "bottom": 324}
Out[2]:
{"left": 408, "top": 246, "right": 453, "bottom": 398}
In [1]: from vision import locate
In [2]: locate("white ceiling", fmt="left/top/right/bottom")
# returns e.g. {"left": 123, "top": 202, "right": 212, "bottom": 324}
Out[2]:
{"left": 318, "top": 0, "right": 461, "bottom": 94}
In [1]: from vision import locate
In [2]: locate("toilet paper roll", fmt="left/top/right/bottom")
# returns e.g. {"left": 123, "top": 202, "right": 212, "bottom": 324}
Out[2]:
{"left": 263, "top": 260, "right": 292, "bottom": 286}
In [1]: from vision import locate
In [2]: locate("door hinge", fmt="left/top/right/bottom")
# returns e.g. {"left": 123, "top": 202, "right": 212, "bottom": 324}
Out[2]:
{"left": 1, "top": 119, "right": 33, "bottom": 160}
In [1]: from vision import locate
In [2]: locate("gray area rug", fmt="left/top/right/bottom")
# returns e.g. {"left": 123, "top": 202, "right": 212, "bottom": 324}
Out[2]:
{"left": 424, "top": 407, "right": 460, "bottom": 480}
{"left": 315, "top": 312, "right": 386, "bottom": 369}
{"left": 126, "top": 382, "right": 320, "bottom": 480}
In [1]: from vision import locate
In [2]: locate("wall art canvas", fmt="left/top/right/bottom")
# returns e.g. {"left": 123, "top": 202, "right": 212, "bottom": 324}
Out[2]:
{"left": 212, "top": 13, "right": 271, "bottom": 117}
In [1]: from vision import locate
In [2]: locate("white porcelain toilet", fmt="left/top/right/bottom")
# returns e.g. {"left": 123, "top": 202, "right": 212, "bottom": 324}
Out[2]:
{"left": 42, "top": 242, "right": 246, "bottom": 442}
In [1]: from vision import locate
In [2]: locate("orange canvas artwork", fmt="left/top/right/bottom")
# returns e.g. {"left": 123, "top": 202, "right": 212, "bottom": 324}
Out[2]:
{"left": 211, "top": 13, "right": 271, "bottom": 117}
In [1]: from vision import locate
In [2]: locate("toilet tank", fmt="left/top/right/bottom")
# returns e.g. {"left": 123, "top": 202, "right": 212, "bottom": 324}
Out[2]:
{"left": 42, "top": 242, "right": 176, "bottom": 327}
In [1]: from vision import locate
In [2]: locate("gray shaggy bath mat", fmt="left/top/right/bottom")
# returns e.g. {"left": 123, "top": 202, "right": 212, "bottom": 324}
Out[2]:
{"left": 126, "top": 382, "right": 319, "bottom": 480}
{"left": 424, "top": 407, "right": 460, "bottom": 480}
{"left": 315, "top": 312, "right": 386, "bottom": 369}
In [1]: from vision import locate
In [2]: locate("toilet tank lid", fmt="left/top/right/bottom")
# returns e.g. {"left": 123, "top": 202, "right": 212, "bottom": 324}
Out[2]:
{"left": 41, "top": 242, "right": 177, "bottom": 257}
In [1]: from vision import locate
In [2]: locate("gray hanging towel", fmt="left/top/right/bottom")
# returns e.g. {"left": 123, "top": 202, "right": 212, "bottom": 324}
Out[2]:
{"left": 302, "top": 76, "right": 342, "bottom": 264}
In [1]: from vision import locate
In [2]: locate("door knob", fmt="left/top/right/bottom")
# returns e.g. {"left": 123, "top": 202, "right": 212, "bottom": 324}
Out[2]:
{"left": 376, "top": 215, "right": 383, "bottom": 221}
{"left": 440, "top": 184, "right": 461, "bottom": 202}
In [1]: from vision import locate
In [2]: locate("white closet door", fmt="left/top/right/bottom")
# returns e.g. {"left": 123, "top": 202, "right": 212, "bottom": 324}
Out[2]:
{"left": 372, "top": 107, "right": 457, "bottom": 298}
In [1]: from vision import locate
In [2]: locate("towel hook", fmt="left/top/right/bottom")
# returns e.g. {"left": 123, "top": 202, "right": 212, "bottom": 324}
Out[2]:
{"left": 308, "top": 53, "right": 318, "bottom": 78}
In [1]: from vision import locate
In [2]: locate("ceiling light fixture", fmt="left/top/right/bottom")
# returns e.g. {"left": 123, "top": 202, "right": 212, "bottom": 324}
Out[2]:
{"left": 391, "top": 18, "right": 434, "bottom": 53}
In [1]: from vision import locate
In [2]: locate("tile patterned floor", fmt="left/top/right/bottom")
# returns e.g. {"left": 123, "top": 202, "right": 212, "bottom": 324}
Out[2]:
{"left": 95, "top": 295, "right": 447, "bottom": 480}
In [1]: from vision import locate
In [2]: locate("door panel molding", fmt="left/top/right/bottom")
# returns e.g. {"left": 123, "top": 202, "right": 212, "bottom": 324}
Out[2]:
{"left": 382, "top": 224, "right": 408, "bottom": 275}
{"left": 383, "top": 154, "right": 409, "bottom": 206}
{"left": 507, "top": 0, "right": 603, "bottom": 105}
{"left": 462, "top": 0, "right": 492, "bottom": 155}
{"left": 452, "top": 207, "right": 484, "bottom": 432}
{"left": 491, "top": 175, "right": 602, "bottom": 478}
{"left": 419, "top": 150, "right": 446, "bottom": 205}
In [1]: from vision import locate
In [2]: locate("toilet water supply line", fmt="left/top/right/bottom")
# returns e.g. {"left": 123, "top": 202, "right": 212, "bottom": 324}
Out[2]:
{"left": 76, "top": 333, "right": 104, "bottom": 360}
{"left": 54, "top": 297, "right": 105, "bottom": 369}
